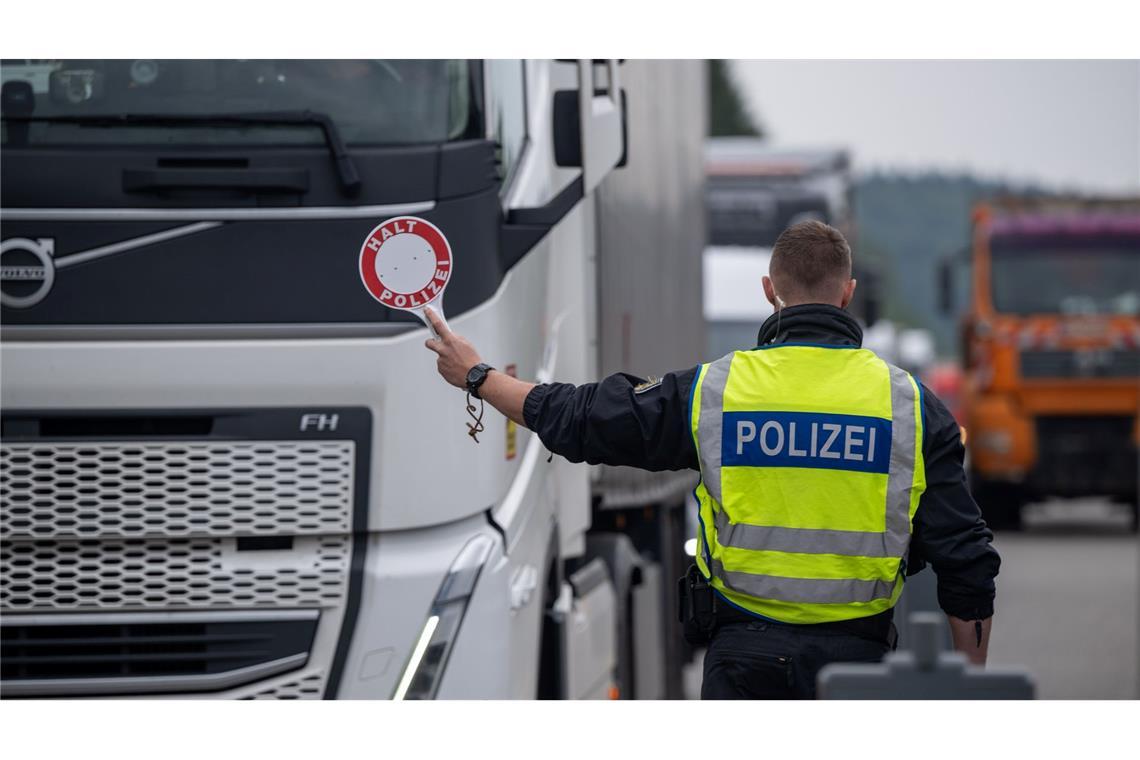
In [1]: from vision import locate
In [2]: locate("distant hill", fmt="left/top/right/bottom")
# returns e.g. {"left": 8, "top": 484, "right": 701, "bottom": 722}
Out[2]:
{"left": 852, "top": 172, "right": 1055, "bottom": 356}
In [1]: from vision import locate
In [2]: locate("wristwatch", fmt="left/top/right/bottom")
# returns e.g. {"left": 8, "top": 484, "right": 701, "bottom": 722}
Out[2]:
{"left": 465, "top": 363, "right": 495, "bottom": 399}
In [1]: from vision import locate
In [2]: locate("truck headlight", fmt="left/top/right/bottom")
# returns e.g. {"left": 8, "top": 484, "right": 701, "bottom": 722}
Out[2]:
{"left": 392, "top": 534, "right": 495, "bottom": 700}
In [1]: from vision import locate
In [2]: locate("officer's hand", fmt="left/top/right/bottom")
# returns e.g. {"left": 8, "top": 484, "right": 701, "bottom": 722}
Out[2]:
{"left": 424, "top": 307, "right": 483, "bottom": 390}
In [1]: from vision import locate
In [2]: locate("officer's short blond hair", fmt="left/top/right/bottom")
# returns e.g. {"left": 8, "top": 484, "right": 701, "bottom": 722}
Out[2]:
{"left": 769, "top": 220, "right": 853, "bottom": 302}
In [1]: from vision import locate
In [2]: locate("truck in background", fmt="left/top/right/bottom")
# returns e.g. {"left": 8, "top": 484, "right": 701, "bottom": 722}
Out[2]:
{"left": 0, "top": 59, "right": 706, "bottom": 699}
{"left": 941, "top": 200, "right": 1140, "bottom": 530}
{"left": 703, "top": 139, "right": 879, "bottom": 359}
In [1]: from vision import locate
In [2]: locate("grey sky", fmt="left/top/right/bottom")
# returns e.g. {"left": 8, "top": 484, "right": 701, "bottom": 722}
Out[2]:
{"left": 732, "top": 60, "right": 1140, "bottom": 194}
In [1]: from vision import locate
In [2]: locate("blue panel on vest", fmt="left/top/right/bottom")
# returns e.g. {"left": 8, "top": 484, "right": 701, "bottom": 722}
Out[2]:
{"left": 721, "top": 411, "right": 892, "bottom": 474}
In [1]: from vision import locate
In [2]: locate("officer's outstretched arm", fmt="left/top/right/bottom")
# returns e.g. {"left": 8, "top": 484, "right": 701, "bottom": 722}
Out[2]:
{"left": 423, "top": 308, "right": 698, "bottom": 470}
{"left": 476, "top": 373, "right": 534, "bottom": 427}
{"left": 423, "top": 307, "right": 534, "bottom": 427}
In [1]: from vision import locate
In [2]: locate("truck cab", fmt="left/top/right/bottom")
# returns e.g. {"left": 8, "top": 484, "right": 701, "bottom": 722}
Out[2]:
{"left": 954, "top": 201, "right": 1140, "bottom": 529}
{"left": 0, "top": 59, "right": 706, "bottom": 699}
{"left": 703, "top": 139, "right": 879, "bottom": 359}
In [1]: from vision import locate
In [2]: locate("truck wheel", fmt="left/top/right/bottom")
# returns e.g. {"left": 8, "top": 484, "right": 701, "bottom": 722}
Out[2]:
{"left": 970, "top": 473, "right": 1024, "bottom": 532}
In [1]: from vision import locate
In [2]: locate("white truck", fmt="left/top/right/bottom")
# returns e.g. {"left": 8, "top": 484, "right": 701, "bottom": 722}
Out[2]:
{"left": 0, "top": 59, "right": 707, "bottom": 699}
{"left": 703, "top": 139, "right": 879, "bottom": 358}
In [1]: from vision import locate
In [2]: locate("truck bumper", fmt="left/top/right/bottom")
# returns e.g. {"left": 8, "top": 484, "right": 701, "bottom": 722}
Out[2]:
{"left": 969, "top": 392, "right": 1138, "bottom": 499}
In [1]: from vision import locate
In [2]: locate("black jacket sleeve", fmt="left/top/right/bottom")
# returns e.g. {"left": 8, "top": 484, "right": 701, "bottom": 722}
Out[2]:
{"left": 522, "top": 367, "right": 700, "bottom": 471}
{"left": 909, "top": 385, "right": 1001, "bottom": 620}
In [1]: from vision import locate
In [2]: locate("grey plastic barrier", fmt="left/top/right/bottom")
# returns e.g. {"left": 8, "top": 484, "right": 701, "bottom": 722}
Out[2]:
{"left": 892, "top": 566, "right": 949, "bottom": 650}
{"left": 817, "top": 613, "right": 1036, "bottom": 699}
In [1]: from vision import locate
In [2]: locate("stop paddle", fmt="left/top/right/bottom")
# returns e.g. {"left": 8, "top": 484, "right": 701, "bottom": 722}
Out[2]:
{"left": 358, "top": 215, "right": 453, "bottom": 337}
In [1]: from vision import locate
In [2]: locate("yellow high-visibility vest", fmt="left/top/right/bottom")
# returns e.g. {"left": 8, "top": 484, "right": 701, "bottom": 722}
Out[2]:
{"left": 689, "top": 344, "right": 926, "bottom": 624}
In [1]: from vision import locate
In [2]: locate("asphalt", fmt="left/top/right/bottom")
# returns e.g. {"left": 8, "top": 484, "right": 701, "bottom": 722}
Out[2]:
{"left": 682, "top": 498, "right": 1139, "bottom": 699}
{"left": 987, "top": 499, "right": 1138, "bottom": 699}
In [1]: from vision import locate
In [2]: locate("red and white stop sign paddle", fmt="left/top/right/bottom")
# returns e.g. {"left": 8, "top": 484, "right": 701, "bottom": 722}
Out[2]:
{"left": 359, "top": 215, "right": 452, "bottom": 336}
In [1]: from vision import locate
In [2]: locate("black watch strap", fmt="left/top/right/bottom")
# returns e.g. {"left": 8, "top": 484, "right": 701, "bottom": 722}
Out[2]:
{"left": 466, "top": 363, "right": 495, "bottom": 398}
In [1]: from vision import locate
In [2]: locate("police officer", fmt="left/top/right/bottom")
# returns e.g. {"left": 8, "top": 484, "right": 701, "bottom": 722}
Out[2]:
{"left": 424, "top": 220, "right": 1000, "bottom": 699}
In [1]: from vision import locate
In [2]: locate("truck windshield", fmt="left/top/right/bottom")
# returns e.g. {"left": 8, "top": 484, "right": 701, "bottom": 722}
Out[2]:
{"left": 990, "top": 237, "right": 1140, "bottom": 316}
{"left": 0, "top": 59, "right": 472, "bottom": 146}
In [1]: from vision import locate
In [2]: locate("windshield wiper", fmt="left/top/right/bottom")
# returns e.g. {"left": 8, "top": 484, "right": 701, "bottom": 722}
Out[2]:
{"left": 2, "top": 110, "right": 361, "bottom": 194}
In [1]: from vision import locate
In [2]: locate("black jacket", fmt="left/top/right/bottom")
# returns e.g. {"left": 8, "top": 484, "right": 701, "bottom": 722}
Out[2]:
{"left": 523, "top": 303, "right": 1000, "bottom": 621}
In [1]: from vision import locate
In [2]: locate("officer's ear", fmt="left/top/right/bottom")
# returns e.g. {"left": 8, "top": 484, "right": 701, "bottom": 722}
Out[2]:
{"left": 840, "top": 278, "right": 857, "bottom": 309}
{"left": 762, "top": 275, "right": 779, "bottom": 308}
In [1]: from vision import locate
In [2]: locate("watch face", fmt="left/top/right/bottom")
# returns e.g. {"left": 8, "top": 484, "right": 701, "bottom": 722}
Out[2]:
{"left": 466, "top": 366, "right": 482, "bottom": 385}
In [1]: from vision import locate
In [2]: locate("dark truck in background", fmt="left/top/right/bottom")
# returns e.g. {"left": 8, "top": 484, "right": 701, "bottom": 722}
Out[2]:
{"left": 703, "top": 139, "right": 881, "bottom": 359}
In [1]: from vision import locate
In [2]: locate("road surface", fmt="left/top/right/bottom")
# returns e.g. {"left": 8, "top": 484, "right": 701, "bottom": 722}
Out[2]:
{"left": 987, "top": 498, "right": 1138, "bottom": 699}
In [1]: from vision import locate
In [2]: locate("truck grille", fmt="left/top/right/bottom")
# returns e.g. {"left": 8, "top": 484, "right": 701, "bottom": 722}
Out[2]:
{"left": 1, "top": 441, "right": 354, "bottom": 539}
{"left": 1, "top": 535, "right": 349, "bottom": 611}
{"left": 1032, "top": 415, "right": 1138, "bottom": 497}
{"left": 243, "top": 671, "right": 325, "bottom": 699}
{"left": 0, "top": 411, "right": 368, "bottom": 699}
{"left": 1, "top": 611, "right": 318, "bottom": 697}
{"left": 1020, "top": 349, "right": 1140, "bottom": 379}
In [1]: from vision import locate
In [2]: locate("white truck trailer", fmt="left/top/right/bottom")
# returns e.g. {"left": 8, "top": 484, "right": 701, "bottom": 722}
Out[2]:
{"left": 0, "top": 59, "right": 706, "bottom": 699}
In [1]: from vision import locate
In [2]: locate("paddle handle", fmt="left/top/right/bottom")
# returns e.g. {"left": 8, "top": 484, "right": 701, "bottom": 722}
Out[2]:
{"left": 413, "top": 304, "right": 448, "bottom": 340}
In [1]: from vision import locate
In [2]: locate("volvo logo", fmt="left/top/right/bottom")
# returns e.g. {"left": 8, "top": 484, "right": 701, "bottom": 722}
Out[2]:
{"left": 0, "top": 237, "right": 55, "bottom": 309}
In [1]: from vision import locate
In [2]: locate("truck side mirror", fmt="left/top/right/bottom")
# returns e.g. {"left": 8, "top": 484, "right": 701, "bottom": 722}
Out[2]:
{"left": 502, "top": 61, "right": 628, "bottom": 271}
{"left": 863, "top": 290, "right": 881, "bottom": 328}
{"left": 552, "top": 60, "right": 627, "bottom": 187}
{"left": 937, "top": 258, "right": 955, "bottom": 316}
{"left": 856, "top": 266, "right": 882, "bottom": 327}
{"left": 553, "top": 88, "right": 628, "bottom": 170}
{"left": 1, "top": 80, "right": 34, "bottom": 146}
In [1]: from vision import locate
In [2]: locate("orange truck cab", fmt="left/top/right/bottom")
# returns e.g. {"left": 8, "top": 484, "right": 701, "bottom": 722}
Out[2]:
{"left": 948, "top": 201, "right": 1140, "bottom": 530}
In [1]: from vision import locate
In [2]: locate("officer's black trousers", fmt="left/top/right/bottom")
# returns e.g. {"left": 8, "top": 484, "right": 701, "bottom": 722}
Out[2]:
{"left": 701, "top": 619, "right": 889, "bottom": 699}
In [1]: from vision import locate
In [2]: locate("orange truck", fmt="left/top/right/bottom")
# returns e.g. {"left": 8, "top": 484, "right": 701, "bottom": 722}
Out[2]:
{"left": 941, "top": 200, "right": 1140, "bottom": 530}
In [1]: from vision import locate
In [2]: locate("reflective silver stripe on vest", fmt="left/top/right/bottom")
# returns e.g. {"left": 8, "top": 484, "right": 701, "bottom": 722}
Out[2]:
{"left": 714, "top": 509, "right": 895, "bottom": 557}
{"left": 704, "top": 357, "right": 919, "bottom": 563}
{"left": 695, "top": 354, "right": 734, "bottom": 504}
{"left": 712, "top": 560, "right": 897, "bottom": 604}
{"left": 883, "top": 364, "right": 918, "bottom": 554}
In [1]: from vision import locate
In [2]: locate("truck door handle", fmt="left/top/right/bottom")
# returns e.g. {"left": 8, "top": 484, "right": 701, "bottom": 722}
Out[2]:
{"left": 123, "top": 167, "right": 310, "bottom": 193}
